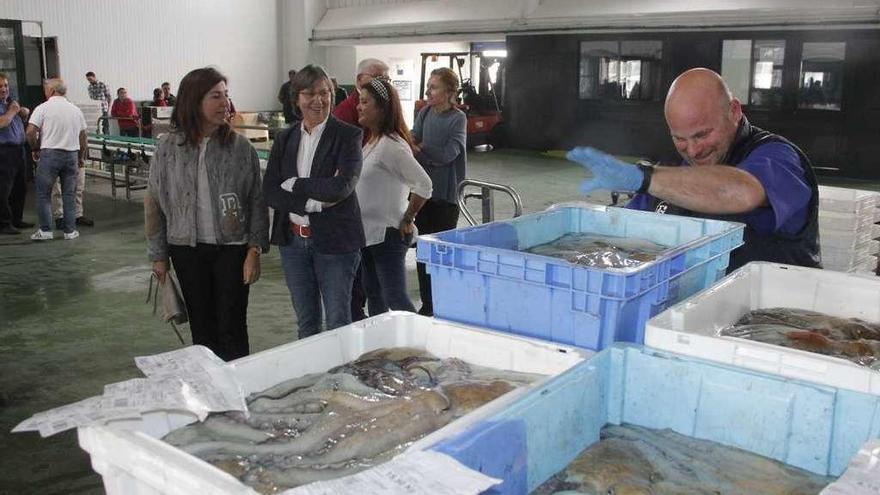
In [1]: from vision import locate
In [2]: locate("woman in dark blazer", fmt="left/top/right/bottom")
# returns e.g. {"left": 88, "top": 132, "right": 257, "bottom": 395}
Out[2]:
{"left": 263, "top": 65, "right": 365, "bottom": 340}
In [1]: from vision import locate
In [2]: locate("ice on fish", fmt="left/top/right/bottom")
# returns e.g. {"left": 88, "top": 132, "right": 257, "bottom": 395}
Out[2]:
{"left": 526, "top": 233, "right": 667, "bottom": 269}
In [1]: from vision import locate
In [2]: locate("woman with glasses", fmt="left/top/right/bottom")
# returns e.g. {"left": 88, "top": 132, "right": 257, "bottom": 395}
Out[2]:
{"left": 263, "top": 65, "right": 365, "bottom": 340}
{"left": 145, "top": 67, "right": 269, "bottom": 361}
{"left": 411, "top": 67, "right": 467, "bottom": 316}
{"left": 356, "top": 78, "right": 432, "bottom": 315}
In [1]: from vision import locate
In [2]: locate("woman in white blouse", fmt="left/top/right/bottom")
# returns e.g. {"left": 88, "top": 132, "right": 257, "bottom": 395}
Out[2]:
{"left": 355, "top": 79, "right": 432, "bottom": 314}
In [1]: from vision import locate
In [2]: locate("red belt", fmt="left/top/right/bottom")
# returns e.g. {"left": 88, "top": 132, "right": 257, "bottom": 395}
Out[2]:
{"left": 290, "top": 222, "right": 312, "bottom": 238}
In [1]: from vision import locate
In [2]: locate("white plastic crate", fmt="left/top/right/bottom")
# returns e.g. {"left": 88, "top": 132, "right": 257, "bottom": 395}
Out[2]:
{"left": 76, "top": 312, "right": 591, "bottom": 495}
{"left": 818, "top": 185, "right": 878, "bottom": 214}
{"left": 818, "top": 209, "right": 876, "bottom": 232}
{"left": 645, "top": 262, "right": 880, "bottom": 395}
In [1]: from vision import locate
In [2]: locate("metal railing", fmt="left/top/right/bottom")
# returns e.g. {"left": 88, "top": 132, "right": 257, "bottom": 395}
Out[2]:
{"left": 457, "top": 179, "right": 524, "bottom": 226}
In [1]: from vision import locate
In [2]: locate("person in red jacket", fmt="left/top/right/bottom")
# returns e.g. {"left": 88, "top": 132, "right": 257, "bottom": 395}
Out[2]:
{"left": 110, "top": 87, "right": 140, "bottom": 137}
{"left": 334, "top": 58, "right": 389, "bottom": 145}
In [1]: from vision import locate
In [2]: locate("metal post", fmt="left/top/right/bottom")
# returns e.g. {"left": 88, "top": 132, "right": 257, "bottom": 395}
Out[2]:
{"left": 480, "top": 186, "right": 495, "bottom": 224}
{"left": 457, "top": 179, "right": 523, "bottom": 226}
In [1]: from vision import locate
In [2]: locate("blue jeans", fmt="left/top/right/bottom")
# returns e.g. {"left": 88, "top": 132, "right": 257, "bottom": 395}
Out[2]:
{"left": 36, "top": 149, "right": 77, "bottom": 233}
{"left": 362, "top": 227, "right": 416, "bottom": 315}
{"left": 279, "top": 235, "right": 361, "bottom": 340}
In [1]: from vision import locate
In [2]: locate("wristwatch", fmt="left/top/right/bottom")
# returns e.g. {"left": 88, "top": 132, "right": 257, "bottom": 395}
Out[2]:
{"left": 636, "top": 164, "right": 654, "bottom": 194}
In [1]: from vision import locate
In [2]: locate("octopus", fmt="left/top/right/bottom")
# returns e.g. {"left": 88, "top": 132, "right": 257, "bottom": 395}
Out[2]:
{"left": 720, "top": 308, "right": 880, "bottom": 369}
{"left": 162, "top": 347, "right": 544, "bottom": 493}
{"left": 533, "top": 424, "right": 835, "bottom": 495}
{"left": 526, "top": 234, "right": 667, "bottom": 269}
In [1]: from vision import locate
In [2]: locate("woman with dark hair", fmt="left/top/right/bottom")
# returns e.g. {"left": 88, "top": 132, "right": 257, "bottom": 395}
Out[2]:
{"left": 263, "top": 64, "right": 365, "bottom": 340}
{"left": 411, "top": 67, "right": 467, "bottom": 316}
{"left": 145, "top": 67, "right": 269, "bottom": 361}
{"left": 356, "top": 79, "right": 431, "bottom": 314}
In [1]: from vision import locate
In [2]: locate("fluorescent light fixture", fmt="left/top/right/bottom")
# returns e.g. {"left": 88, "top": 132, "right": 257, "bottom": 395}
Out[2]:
{"left": 482, "top": 50, "right": 507, "bottom": 58}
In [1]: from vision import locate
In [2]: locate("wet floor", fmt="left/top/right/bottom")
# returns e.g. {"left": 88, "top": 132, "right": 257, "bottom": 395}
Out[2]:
{"left": 2, "top": 147, "right": 875, "bottom": 494}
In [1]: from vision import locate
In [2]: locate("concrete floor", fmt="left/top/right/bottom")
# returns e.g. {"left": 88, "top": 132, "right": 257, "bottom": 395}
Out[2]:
{"left": 0, "top": 149, "right": 590, "bottom": 494}
{"left": 2, "top": 147, "right": 878, "bottom": 494}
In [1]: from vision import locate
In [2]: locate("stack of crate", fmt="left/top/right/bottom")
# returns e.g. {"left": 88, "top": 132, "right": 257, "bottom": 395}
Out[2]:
{"left": 74, "top": 101, "right": 104, "bottom": 134}
{"left": 817, "top": 185, "right": 879, "bottom": 273}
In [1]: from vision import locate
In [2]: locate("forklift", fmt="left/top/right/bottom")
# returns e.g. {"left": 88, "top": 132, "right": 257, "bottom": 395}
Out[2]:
{"left": 415, "top": 51, "right": 506, "bottom": 149}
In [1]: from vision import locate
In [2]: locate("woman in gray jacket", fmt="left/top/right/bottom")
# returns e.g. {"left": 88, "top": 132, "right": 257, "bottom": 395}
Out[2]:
{"left": 411, "top": 67, "right": 467, "bottom": 316}
{"left": 145, "top": 67, "right": 269, "bottom": 361}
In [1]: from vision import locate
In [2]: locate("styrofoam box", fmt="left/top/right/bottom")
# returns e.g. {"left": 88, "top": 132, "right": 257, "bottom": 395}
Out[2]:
{"left": 818, "top": 209, "right": 876, "bottom": 232}
{"left": 430, "top": 344, "right": 880, "bottom": 494}
{"left": 852, "top": 256, "right": 878, "bottom": 275}
{"left": 418, "top": 205, "right": 743, "bottom": 351}
{"left": 818, "top": 185, "right": 878, "bottom": 214}
{"left": 76, "top": 312, "right": 591, "bottom": 495}
{"left": 645, "top": 262, "right": 880, "bottom": 395}
{"left": 819, "top": 225, "right": 873, "bottom": 250}
{"left": 822, "top": 240, "right": 880, "bottom": 271}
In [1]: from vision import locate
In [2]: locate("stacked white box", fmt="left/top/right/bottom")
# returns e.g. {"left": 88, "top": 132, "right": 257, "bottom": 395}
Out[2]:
{"left": 74, "top": 101, "right": 104, "bottom": 134}
{"left": 817, "top": 185, "right": 880, "bottom": 273}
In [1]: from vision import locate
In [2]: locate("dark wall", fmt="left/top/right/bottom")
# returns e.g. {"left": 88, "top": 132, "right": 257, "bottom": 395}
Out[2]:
{"left": 505, "top": 29, "right": 880, "bottom": 179}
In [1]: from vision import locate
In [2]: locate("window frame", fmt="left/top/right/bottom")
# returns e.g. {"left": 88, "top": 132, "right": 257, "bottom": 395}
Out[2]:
{"left": 577, "top": 39, "right": 664, "bottom": 103}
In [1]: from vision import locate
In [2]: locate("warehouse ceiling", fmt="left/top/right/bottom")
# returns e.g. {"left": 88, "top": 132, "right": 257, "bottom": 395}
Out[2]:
{"left": 312, "top": 0, "right": 880, "bottom": 44}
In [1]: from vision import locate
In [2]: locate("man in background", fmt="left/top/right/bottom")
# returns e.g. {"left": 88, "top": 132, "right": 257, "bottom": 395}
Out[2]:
{"left": 0, "top": 72, "right": 32, "bottom": 234}
{"left": 110, "top": 87, "right": 140, "bottom": 137}
{"left": 333, "top": 58, "right": 389, "bottom": 143}
{"left": 86, "top": 71, "right": 111, "bottom": 134}
{"left": 277, "top": 69, "right": 296, "bottom": 123}
{"left": 161, "top": 82, "right": 176, "bottom": 106}
{"left": 26, "top": 78, "right": 88, "bottom": 241}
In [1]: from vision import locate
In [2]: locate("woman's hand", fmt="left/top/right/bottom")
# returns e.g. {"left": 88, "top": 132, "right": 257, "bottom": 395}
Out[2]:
{"left": 410, "top": 143, "right": 422, "bottom": 155}
{"left": 398, "top": 215, "right": 416, "bottom": 238}
{"left": 243, "top": 248, "right": 261, "bottom": 285}
{"left": 152, "top": 260, "right": 169, "bottom": 284}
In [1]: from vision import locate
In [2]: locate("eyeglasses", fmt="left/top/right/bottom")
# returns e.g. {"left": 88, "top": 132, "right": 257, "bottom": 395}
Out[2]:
{"left": 300, "top": 89, "right": 332, "bottom": 100}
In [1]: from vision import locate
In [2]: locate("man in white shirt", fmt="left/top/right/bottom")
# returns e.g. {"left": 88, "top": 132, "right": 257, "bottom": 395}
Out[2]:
{"left": 25, "top": 78, "right": 88, "bottom": 240}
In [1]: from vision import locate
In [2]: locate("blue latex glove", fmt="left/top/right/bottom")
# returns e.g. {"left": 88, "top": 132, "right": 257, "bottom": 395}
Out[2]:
{"left": 567, "top": 147, "right": 644, "bottom": 195}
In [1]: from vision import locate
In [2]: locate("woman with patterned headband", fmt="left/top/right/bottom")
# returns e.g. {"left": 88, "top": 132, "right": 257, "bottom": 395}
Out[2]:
{"left": 356, "top": 78, "right": 432, "bottom": 314}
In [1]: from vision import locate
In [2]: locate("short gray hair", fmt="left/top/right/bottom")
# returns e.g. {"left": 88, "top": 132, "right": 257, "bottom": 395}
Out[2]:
{"left": 44, "top": 78, "right": 67, "bottom": 95}
{"left": 357, "top": 58, "right": 388, "bottom": 77}
{"left": 290, "top": 65, "right": 333, "bottom": 119}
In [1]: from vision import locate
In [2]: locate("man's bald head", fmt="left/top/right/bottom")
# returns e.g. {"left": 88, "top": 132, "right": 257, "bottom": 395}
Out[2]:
{"left": 665, "top": 68, "right": 733, "bottom": 117}
{"left": 664, "top": 68, "right": 743, "bottom": 166}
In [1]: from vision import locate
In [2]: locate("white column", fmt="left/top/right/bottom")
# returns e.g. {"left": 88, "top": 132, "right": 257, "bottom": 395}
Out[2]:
{"left": 279, "top": 0, "right": 327, "bottom": 74}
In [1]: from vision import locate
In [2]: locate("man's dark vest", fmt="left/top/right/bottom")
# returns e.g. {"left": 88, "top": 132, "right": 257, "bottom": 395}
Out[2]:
{"left": 650, "top": 117, "right": 821, "bottom": 272}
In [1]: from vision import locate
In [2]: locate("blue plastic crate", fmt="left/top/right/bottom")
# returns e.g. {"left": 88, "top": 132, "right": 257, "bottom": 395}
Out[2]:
{"left": 416, "top": 205, "right": 744, "bottom": 350}
{"left": 429, "top": 344, "right": 880, "bottom": 494}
